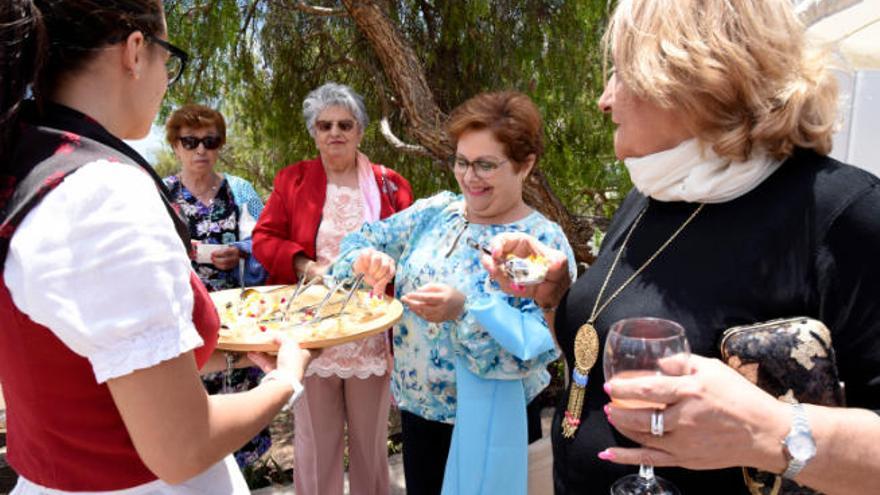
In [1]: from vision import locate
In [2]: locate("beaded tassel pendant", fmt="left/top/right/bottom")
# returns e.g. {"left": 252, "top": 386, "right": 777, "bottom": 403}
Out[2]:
{"left": 561, "top": 323, "right": 599, "bottom": 438}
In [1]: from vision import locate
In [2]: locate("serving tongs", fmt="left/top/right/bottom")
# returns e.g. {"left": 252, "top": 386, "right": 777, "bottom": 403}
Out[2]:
{"left": 285, "top": 274, "right": 366, "bottom": 327}
{"left": 466, "top": 238, "right": 547, "bottom": 286}
{"left": 281, "top": 275, "right": 325, "bottom": 323}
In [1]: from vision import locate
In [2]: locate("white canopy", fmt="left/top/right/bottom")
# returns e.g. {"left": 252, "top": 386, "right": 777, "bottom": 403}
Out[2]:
{"left": 801, "top": 0, "right": 880, "bottom": 70}
{"left": 793, "top": 1, "right": 880, "bottom": 173}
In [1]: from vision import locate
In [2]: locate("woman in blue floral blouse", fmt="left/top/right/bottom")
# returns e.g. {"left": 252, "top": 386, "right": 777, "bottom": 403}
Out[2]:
{"left": 333, "top": 92, "right": 576, "bottom": 495}
{"left": 163, "top": 104, "right": 270, "bottom": 469}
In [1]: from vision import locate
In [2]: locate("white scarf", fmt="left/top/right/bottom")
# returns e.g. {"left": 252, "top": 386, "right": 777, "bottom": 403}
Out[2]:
{"left": 624, "top": 138, "right": 783, "bottom": 203}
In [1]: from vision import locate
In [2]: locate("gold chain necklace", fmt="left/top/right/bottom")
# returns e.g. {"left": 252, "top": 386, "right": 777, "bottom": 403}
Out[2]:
{"left": 561, "top": 202, "right": 704, "bottom": 438}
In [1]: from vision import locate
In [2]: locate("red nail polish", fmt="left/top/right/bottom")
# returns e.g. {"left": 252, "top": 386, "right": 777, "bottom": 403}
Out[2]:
{"left": 598, "top": 450, "right": 616, "bottom": 461}
{"left": 603, "top": 383, "right": 612, "bottom": 395}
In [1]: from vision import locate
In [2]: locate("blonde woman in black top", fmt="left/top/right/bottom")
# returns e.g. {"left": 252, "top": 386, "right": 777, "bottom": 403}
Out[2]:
{"left": 484, "top": 0, "right": 880, "bottom": 494}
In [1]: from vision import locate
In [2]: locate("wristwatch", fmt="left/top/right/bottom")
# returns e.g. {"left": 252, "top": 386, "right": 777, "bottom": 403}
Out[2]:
{"left": 261, "top": 369, "right": 305, "bottom": 412}
{"left": 781, "top": 402, "right": 816, "bottom": 479}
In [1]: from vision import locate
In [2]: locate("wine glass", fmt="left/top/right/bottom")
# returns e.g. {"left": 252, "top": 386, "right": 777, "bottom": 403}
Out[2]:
{"left": 603, "top": 317, "right": 691, "bottom": 495}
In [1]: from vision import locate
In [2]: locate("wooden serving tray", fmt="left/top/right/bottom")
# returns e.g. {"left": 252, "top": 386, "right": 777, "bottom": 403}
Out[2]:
{"left": 209, "top": 285, "right": 403, "bottom": 351}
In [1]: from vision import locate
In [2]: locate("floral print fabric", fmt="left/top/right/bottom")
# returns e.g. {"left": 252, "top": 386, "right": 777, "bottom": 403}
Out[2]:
{"left": 164, "top": 175, "right": 240, "bottom": 292}
{"left": 334, "top": 192, "right": 576, "bottom": 423}
{"left": 163, "top": 174, "right": 270, "bottom": 468}
{"left": 309, "top": 184, "right": 389, "bottom": 378}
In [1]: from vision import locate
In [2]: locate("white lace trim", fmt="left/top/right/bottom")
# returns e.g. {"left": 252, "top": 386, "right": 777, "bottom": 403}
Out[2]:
{"left": 305, "top": 333, "right": 389, "bottom": 378}
{"left": 90, "top": 324, "right": 203, "bottom": 383}
{"left": 306, "top": 365, "right": 387, "bottom": 379}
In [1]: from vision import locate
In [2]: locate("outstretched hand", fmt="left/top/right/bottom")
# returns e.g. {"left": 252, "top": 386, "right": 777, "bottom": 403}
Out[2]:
{"left": 401, "top": 283, "right": 466, "bottom": 323}
{"left": 248, "top": 335, "right": 319, "bottom": 384}
{"left": 482, "top": 232, "right": 571, "bottom": 310}
{"left": 352, "top": 248, "right": 396, "bottom": 295}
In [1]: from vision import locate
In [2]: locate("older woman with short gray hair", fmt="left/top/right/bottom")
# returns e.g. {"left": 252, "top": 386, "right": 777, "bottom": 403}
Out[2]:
{"left": 302, "top": 82, "right": 370, "bottom": 138}
{"left": 253, "top": 82, "right": 413, "bottom": 495}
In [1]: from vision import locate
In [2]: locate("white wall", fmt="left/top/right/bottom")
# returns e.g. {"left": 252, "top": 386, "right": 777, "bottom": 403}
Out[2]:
{"left": 831, "top": 69, "right": 880, "bottom": 176}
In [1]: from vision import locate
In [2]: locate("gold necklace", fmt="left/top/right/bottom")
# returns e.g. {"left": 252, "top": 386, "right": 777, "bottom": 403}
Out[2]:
{"left": 561, "top": 201, "right": 704, "bottom": 438}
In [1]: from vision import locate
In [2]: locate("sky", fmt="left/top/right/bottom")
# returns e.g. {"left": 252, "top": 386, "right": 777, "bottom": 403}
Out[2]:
{"left": 123, "top": 122, "right": 165, "bottom": 165}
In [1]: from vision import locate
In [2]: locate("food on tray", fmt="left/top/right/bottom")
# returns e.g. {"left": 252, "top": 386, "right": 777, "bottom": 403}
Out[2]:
{"left": 216, "top": 285, "right": 393, "bottom": 347}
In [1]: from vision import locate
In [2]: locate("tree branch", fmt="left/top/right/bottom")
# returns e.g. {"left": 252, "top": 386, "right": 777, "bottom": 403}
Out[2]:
{"left": 340, "top": 0, "right": 452, "bottom": 157}
{"left": 379, "top": 118, "right": 432, "bottom": 157}
{"left": 287, "top": 0, "right": 346, "bottom": 17}
{"left": 235, "top": 0, "right": 262, "bottom": 49}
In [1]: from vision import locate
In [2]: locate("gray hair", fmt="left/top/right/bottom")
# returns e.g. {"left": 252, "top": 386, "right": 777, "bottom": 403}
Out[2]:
{"left": 302, "top": 82, "right": 369, "bottom": 137}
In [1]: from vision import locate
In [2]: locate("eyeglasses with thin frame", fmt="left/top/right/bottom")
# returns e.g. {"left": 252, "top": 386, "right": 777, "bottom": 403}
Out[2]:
{"left": 450, "top": 155, "right": 508, "bottom": 179}
{"left": 179, "top": 135, "right": 222, "bottom": 150}
{"left": 315, "top": 120, "right": 356, "bottom": 133}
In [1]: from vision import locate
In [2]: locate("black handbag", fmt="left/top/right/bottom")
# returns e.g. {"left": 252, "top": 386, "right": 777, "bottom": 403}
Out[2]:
{"left": 720, "top": 317, "right": 844, "bottom": 495}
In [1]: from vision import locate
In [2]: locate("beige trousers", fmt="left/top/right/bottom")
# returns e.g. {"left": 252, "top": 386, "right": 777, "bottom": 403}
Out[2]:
{"left": 293, "top": 373, "right": 391, "bottom": 495}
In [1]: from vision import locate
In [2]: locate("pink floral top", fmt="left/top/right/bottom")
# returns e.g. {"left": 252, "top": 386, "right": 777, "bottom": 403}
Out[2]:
{"left": 307, "top": 183, "right": 389, "bottom": 378}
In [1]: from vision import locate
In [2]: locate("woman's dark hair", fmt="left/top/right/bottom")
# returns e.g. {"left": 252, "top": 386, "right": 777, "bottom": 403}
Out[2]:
{"left": 0, "top": 0, "right": 164, "bottom": 162}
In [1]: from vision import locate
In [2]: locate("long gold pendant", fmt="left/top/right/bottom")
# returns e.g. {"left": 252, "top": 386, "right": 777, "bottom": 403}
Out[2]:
{"left": 561, "top": 323, "right": 599, "bottom": 438}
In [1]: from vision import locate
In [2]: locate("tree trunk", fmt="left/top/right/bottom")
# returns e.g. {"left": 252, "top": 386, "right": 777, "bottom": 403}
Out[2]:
{"left": 340, "top": 0, "right": 597, "bottom": 263}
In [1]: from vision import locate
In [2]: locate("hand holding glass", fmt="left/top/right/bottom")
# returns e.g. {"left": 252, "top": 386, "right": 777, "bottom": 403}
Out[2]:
{"left": 603, "top": 317, "right": 691, "bottom": 495}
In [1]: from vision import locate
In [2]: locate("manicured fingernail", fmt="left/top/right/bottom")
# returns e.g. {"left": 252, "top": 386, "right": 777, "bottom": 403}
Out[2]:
{"left": 603, "top": 383, "right": 612, "bottom": 395}
{"left": 603, "top": 404, "right": 610, "bottom": 416}
{"left": 598, "top": 450, "right": 616, "bottom": 461}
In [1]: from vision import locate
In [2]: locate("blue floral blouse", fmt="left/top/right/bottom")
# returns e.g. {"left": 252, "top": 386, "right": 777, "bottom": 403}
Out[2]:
{"left": 334, "top": 192, "right": 576, "bottom": 423}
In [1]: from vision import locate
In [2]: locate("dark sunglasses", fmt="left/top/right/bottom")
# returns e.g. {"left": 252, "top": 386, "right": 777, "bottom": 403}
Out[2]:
{"left": 315, "top": 120, "right": 356, "bottom": 132}
{"left": 179, "top": 135, "right": 222, "bottom": 150}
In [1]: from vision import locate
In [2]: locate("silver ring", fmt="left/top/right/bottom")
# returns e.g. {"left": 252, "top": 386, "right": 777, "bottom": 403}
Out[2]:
{"left": 650, "top": 409, "right": 664, "bottom": 437}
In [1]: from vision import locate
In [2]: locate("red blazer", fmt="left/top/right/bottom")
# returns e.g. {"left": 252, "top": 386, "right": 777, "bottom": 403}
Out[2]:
{"left": 253, "top": 157, "right": 413, "bottom": 285}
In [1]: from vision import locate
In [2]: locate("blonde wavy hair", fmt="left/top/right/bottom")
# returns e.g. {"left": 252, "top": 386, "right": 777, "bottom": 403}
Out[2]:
{"left": 603, "top": 0, "right": 838, "bottom": 161}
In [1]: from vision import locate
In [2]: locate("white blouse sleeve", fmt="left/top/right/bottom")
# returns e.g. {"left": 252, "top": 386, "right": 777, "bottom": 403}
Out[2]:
{"left": 3, "top": 161, "right": 204, "bottom": 383}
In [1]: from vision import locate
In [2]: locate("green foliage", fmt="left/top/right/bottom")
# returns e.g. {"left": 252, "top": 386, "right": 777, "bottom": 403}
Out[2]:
{"left": 153, "top": 148, "right": 179, "bottom": 180}
{"left": 162, "top": 0, "right": 628, "bottom": 213}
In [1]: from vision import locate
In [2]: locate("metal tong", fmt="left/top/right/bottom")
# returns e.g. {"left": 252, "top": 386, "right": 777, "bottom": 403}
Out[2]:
{"left": 285, "top": 274, "right": 365, "bottom": 327}
{"left": 281, "top": 275, "right": 325, "bottom": 321}
{"left": 466, "top": 238, "right": 547, "bottom": 286}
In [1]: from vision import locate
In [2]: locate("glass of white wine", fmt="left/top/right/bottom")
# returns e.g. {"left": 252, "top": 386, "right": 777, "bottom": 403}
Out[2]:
{"left": 603, "top": 317, "right": 691, "bottom": 495}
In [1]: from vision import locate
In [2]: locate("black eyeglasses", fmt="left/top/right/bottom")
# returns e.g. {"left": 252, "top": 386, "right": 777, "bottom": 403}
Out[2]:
{"left": 449, "top": 155, "right": 508, "bottom": 179}
{"left": 179, "top": 135, "right": 222, "bottom": 150}
{"left": 315, "top": 120, "right": 356, "bottom": 133}
{"left": 146, "top": 35, "right": 189, "bottom": 86}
